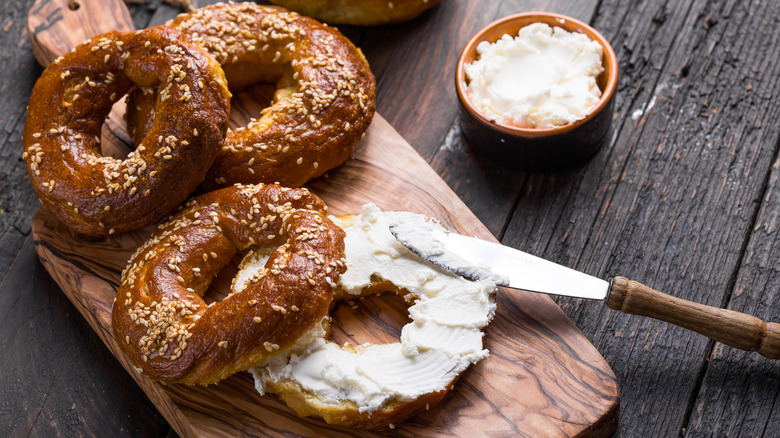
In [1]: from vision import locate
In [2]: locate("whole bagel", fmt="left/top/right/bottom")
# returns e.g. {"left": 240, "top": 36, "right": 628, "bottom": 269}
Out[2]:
{"left": 112, "top": 184, "right": 347, "bottom": 385}
{"left": 266, "top": 0, "right": 442, "bottom": 25}
{"left": 127, "top": 3, "right": 376, "bottom": 190}
{"left": 23, "top": 26, "right": 231, "bottom": 237}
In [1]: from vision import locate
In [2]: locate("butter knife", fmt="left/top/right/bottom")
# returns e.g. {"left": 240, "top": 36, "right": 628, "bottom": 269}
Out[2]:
{"left": 389, "top": 223, "right": 780, "bottom": 359}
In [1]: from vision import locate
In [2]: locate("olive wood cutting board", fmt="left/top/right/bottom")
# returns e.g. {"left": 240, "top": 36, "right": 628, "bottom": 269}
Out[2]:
{"left": 27, "top": 0, "right": 619, "bottom": 436}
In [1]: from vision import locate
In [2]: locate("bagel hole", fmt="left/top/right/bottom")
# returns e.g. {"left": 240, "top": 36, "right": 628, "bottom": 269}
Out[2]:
{"left": 230, "top": 84, "right": 276, "bottom": 129}
{"left": 99, "top": 98, "right": 133, "bottom": 159}
{"left": 227, "top": 63, "right": 296, "bottom": 129}
{"left": 330, "top": 287, "right": 414, "bottom": 347}
{"left": 229, "top": 83, "right": 276, "bottom": 130}
{"left": 201, "top": 247, "right": 278, "bottom": 305}
{"left": 201, "top": 253, "right": 243, "bottom": 305}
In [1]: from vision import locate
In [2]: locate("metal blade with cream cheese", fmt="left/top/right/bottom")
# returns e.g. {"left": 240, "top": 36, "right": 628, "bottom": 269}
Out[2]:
{"left": 390, "top": 224, "right": 610, "bottom": 301}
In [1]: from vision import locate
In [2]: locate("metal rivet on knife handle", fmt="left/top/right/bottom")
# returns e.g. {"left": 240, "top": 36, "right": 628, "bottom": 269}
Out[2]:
{"left": 605, "top": 276, "right": 780, "bottom": 359}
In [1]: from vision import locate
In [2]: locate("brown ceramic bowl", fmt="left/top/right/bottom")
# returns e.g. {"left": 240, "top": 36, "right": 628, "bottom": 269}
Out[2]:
{"left": 456, "top": 12, "right": 618, "bottom": 171}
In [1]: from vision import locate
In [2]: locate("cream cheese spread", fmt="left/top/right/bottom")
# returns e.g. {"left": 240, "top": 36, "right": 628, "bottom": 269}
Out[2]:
{"left": 246, "top": 204, "right": 497, "bottom": 413}
{"left": 465, "top": 22, "right": 604, "bottom": 129}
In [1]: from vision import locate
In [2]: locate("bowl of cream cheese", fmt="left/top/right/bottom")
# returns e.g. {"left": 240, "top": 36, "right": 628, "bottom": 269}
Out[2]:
{"left": 456, "top": 13, "right": 618, "bottom": 171}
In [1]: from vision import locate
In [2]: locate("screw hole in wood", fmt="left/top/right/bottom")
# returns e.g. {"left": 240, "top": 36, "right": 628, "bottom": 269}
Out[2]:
{"left": 68, "top": 0, "right": 80, "bottom": 10}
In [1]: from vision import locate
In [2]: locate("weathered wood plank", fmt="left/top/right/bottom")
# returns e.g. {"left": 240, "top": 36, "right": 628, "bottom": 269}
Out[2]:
{"left": 144, "top": 0, "right": 186, "bottom": 26}
{"left": 683, "top": 1, "right": 780, "bottom": 431}
{"left": 685, "top": 156, "right": 780, "bottom": 437}
{"left": 126, "top": 0, "right": 162, "bottom": 30}
{"left": 0, "top": 237, "right": 172, "bottom": 437}
{"left": 487, "top": 0, "right": 780, "bottom": 436}
{"left": 0, "top": 0, "right": 45, "bottom": 270}
{"left": 376, "top": 0, "right": 780, "bottom": 435}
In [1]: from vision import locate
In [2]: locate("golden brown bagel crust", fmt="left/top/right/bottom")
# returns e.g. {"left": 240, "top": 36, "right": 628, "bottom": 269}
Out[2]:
{"left": 127, "top": 3, "right": 376, "bottom": 190}
{"left": 23, "top": 26, "right": 230, "bottom": 238}
{"left": 267, "top": 0, "right": 442, "bottom": 25}
{"left": 268, "top": 378, "right": 448, "bottom": 430}
{"left": 112, "top": 184, "right": 346, "bottom": 385}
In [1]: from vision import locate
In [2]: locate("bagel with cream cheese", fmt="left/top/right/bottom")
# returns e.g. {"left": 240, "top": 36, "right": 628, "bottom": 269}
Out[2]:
{"left": 249, "top": 204, "right": 497, "bottom": 429}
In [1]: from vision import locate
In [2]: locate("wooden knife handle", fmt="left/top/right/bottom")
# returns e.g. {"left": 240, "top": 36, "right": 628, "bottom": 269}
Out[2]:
{"left": 606, "top": 276, "right": 780, "bottom": 359}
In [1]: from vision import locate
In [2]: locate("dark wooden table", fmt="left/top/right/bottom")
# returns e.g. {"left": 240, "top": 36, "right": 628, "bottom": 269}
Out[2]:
{"left": 3, "top": 0, "right": 780, "bottom": 436}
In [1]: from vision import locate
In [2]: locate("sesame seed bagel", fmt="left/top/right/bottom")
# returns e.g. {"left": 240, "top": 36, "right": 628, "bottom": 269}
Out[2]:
{"left": 250, "top": 205, "right": 497, "bottom": 429}
{"left": 266, "top": 0, "right": 442, "bottom": 25}
{"left": 126, "top": 3, "right": 376, "bottom": 190}
{"left": 111, "top": 184, "right": 347, "bottom": 385}
{"left": 23, "top": 26, "right": 231, "bottom": 238}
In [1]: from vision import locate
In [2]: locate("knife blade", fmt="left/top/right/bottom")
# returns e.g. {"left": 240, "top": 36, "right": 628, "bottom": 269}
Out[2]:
{"left": 388, "top": 222, "right": 609, "bottom": 300}
{"left": 389, "top": 222, "right": 780, "bottom": 359}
